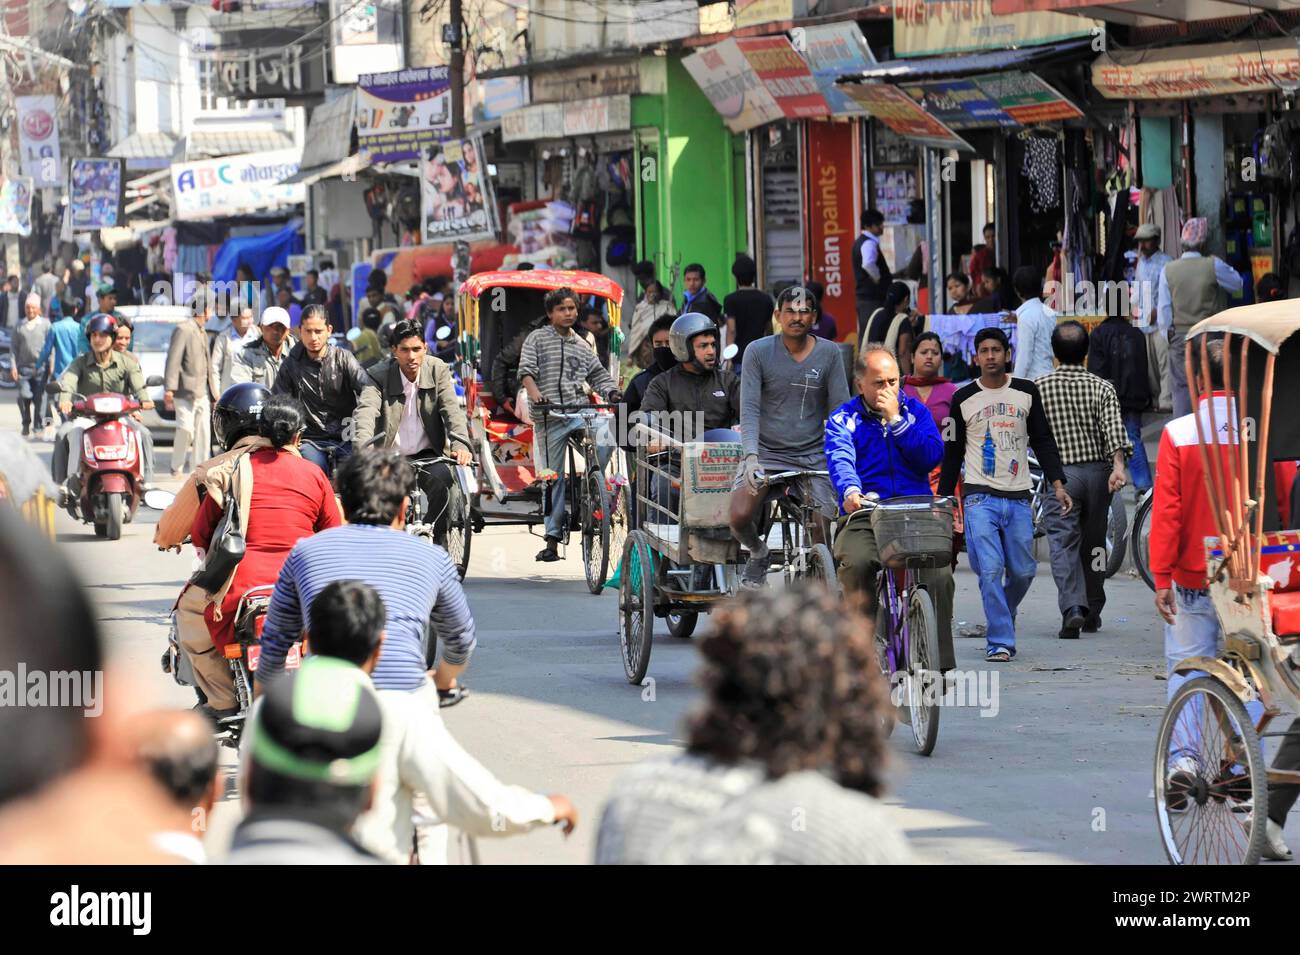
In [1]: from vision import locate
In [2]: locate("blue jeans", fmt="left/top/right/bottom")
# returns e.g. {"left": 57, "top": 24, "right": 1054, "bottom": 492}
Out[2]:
{"left": 301, "top": 437, "right": 351, "bottom": 477}
{"left": 962, "top": 494, "right": 1036, "bottom": 655}
{"left": 539, "top": 414, "right": 613, "bottom": 540}
{"left": 1123, "top": 411, "right": 1152, "bottom": 491}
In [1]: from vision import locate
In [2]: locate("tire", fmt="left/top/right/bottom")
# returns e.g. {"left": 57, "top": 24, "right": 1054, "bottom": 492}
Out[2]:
{"left": 797, "top": 542, "right": 840, "bottom": 596}
{"left": 104, "top": 492, "right": 123, "bottom": 541}
{"left": 666, "top": 611, "right": 698, "bottom": 639}
{"left": 1133, "top": 490, "right": 1155, "bottom": 592}
{"left": 875, "top": 579, "right": 896, "bottom": 740}
{"left": 1104, "top": 492, "right": 1128, "bottom": 579}
{"left": 581, "top": 466, "right": 611, "bottom": 595}
{"left": 618, "top": 531, "right": 655, "bottom": 684}
{"left": 93, "top": 520, "right": 107, "bottom": 538}
{"left": 906, "top": 587, "right": 941, "bottom": 756}
{"left": 608, "top": 477, "right": 629, "bottom": 575}
{"left": 440, "top": 485, "right": 472, "bottom": 580}
{"left": 1154, "top": 676, "right": 1266, "bottom": 865}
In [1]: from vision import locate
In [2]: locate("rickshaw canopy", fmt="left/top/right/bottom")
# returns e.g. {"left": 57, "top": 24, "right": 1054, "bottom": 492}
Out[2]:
{"left": 458, "top": 269, "right": 625, "bottom": 306}
{"left": 1188, "top": 300, "right": 1300, "bottom": 355}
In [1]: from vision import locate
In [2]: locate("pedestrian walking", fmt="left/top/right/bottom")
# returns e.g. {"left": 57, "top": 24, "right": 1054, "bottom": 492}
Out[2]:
{"left": 853, "top": 209, "right": 890, "bottom": 342}
{"left": 164, "top": 292, "right": 216, "bottom": 476}
{"left": 723, "top": 253, "right": 773, "bottom": 372}
{"left": 1087, "top": 302, "right": 1152, "bottom": 494}
{"left": 938, "top": 327, "right": 1071, "bottom": 662}
{"left": 10, "top": 293, "right": 50, "bottom": 437}
{"left": 1156, "top": 218, "right": 1243, "bottom": 417}
{"left": 1011, "top": 266, "right": 1055, "bottom": 381}
{"left": 1133, "top": 223, "right": 1172, "bottom": 412}
{"left": 1036, "top": 322, "right": 1131, "bottom": 638}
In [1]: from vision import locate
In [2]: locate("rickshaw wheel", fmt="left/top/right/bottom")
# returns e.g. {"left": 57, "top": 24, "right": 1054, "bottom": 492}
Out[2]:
{"left": 581, "top": 466, "right": 611, "bottom": 595}
{"left": 666, "top": 611, "right": 698, "bottom": 639}
{"left": 619, "top": 531, "right": 655, "bottom": 684}
{"left": 1154, "top": 676, "right": 1267, "bottom": 865}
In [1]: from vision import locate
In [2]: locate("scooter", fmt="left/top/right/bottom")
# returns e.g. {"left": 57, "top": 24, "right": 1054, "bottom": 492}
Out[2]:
{"left": 49, "top": 385, "right": 146, "bottom": 540}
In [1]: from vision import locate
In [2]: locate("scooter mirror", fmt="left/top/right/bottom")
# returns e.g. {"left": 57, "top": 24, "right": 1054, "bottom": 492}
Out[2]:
{"left": 142, "top": 489, "right": 177, "bottom": 510}
{"left": 722, "top": 343, "right": 739, "bottom": 361}
{"left": 436, "top": 324, "right": 453, "bottom": 341}
{"left": 44, "top": 382, "right": 62, "bottom": 396}
{"left": 146, "top": 375, "right": 164, "bottom": 387}
{"left": 345, "top": 327, "right": 362, "bottom": 342}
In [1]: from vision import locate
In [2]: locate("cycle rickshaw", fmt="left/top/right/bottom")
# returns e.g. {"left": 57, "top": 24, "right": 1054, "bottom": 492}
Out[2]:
{"left": 457, "top": 269, "right": 629, "bottom": 593}
{"left": 1153, "top": 300, "right": 1300, "bottom": 864}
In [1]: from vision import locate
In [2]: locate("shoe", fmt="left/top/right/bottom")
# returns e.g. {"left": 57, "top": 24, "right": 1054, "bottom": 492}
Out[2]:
{"left": 20, "top": 426, "right": 29, "bottom": 437}
{"left": 42, "top": 424, "right": 55, "bottom": 441}
{"left": 193, "top": 702, "right": 241, "bottom": 727}
{"left": 1263, "top": 818, "right": 1294, "bottom": 861}
{"left": 1083, "top": 614, "right": 1101, "bottom": 633}
{"left": 739, "top": 549, "right": 769, "bottom": 590}
{"left": 535, "top": 536, "right": 561, "bottom": 562}
{"left": 985, "top": 648, "right": 1012, "bottom": 663}
{"left": 1165, "top": 755, "right": 1199, "bottom": 813}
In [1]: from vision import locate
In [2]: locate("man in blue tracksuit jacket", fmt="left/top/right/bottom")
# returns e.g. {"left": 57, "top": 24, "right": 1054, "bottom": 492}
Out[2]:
{"left": 825, "top": 344, "right": 955, "bottom": 671}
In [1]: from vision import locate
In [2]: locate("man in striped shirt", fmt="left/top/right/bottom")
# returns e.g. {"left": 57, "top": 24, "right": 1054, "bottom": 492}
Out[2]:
{"left": 1035, "top": 321, "right": 1130, "bottom": 639}
{"left": 256, "top": 448, "right": 476, "bottom": 695}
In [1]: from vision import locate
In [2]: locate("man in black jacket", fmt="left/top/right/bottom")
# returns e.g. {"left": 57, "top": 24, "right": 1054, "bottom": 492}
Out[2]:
{"left": 679, "top": 263, "right": 723, "bottom": 328}
{"left": 490, "top": 314, "right": 547, "bottom": 419}
{"left": 641, "top": 314, "right": 740, "bottom": 438}
{"left": 622, "top": 315, "right": 676, "bottom": 419}
{"left": 271, "top": 304, "right": 369, "bottom": 474}
{"left": 1087, "top": 304, "right": 1152, "bottom": 495}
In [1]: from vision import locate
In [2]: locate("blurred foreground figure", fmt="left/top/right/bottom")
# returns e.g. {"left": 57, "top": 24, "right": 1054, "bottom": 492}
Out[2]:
{"left": 129, "top": 710, "right": 221, "bottom": 864}
{"left": 595, "top": 587, "right": 910, "bottom": 864}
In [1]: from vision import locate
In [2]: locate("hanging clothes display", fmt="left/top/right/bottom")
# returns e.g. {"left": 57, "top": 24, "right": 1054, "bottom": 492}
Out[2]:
{"left": 1022, "top": 136, "right": 1062, "bottom": 213}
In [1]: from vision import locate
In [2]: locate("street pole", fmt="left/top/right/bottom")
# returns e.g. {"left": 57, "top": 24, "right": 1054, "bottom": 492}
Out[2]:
{"left": 448, "top": 0, "right": 470, "bottom": 285}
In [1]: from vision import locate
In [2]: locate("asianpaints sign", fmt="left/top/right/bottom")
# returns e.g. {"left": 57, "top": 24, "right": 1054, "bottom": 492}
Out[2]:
{"left": 806, "top": 122, "right": 858, "bottom": 340}
{"left": 170, "top": 149, "right": 305, "bottom": 221}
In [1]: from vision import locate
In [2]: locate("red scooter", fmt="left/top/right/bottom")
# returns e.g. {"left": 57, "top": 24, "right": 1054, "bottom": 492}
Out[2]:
{"left": 59, "top": 390, "right": 145, "bottom": 540}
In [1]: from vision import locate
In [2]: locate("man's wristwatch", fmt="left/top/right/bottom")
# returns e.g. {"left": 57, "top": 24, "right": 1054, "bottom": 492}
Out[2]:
{"left": 887, "top": 413, "right": 904, "bottom": 427}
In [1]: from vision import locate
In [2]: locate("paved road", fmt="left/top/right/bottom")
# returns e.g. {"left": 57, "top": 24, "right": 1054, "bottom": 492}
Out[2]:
{"left": 8, "top": 395, "right": 1212, "bottom": 864}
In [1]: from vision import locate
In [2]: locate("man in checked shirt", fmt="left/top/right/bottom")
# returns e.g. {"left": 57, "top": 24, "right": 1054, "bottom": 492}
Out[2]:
{"left": 1035, "top": 320, "right": 1131, "bottom": 640}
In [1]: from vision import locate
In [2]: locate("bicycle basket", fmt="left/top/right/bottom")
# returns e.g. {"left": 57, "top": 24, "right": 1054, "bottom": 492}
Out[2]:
{"left": 869, "top": 496, "right": 954, "bottom": 568}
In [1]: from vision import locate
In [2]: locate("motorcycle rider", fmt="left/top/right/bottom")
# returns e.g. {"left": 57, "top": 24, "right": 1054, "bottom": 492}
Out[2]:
{"left": 51, "top": 313, "right": 156, "bottom": 492}
{"left": 272, "top": 304, "right": 368, "bottom": 475}
{"left": 640, "top": 313, "right": 741, "bottom": 440}
{"left": 231, "top": 306, "right": 292, "bottom": 387}
{"left": 354, "top": 319, "right": 474, "bottom": 542}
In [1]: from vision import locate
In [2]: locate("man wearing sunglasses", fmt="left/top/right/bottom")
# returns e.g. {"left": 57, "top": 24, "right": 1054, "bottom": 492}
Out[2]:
{"left": 729, "top": 285, "right": 849, "bottom": 589}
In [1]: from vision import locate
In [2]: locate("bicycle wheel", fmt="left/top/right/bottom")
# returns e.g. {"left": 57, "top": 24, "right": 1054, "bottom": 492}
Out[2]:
{"left": 1154, "top": 676, "right": 1266, "bottom": 865}
{"left": 874, "top": 578, "right": 896, "bottom": 740}
{"left": 1133, "top": 490, "right": 1155, "bottom": 592}
{"left": 793, "top": 542, "right": 840, "bottom": 596}
{"left": 906, "top": 587, "right": 941, "bottom": 756}
{"left": 618, "top": 531, "right": 656, "bottom": 684}
{"left": 441, "top": 484, "right": 473, "bottom": 580}
{"left": 581, "top": 465, "right": 611, "bottom": 595}
{"left": 666, "top": 611, "right": 698, "bottom": 639}
{"left": 1104, "top": 492, "right": 1128, "bottom": 579}
{"left": 608, "top": 476, "right": 629, "bottom": 574}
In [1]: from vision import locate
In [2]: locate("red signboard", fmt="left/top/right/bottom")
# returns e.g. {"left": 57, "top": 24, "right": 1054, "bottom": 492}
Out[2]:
{"left": 990, "top": 0, "right": 1098, "bottom": 12}
{"left": 805, "top": 121, "right": 858, "bottom": 341}
{"left": 736, "top": 36, "right": 831, "bottom": 120}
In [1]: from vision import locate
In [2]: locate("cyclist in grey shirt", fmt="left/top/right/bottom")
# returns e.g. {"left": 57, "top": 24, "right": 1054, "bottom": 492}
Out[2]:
{"left": 729, "top": 285, "right": 848, "bottom": 588}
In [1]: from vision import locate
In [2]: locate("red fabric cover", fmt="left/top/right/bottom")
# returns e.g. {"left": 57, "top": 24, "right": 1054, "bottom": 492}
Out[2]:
{"left": 1271, "top": 591, "right": 1300, "bottom": 637}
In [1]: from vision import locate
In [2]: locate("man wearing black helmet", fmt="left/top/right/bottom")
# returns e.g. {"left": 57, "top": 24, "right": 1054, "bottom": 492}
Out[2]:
{"left": 640, "top": 312, "right": 740, "bottom": 440}
{"left": 51, "top": 312, "right": 155, "bottom": 488}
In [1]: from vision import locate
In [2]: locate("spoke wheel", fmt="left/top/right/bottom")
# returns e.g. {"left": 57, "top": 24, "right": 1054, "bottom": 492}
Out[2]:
{"left": 581, "top": 466, "right": 611, "bottom": 594}
{"left": 906, "top": 587, "right": 941, "bottom": 756}
{"left": 440, "top": 485, "right": 473, "bottom": 580}
{"left": 618, "top": 531, "right": 655, "bottom": 684}
{"left": 1154, "top": 676, "right": 1266, "bottom": 865}
{"left": 1133, "top": 491, "right": 1155, "bottom": 592}
{"left": 874, "top": 584, "right": 896, "bottom": 740}
{"left": 792, "top": 542, "right": 840, "bottom": 596}
{"left": 1104, "top": 492, "right": 1128, "bottom": 579}
{"left": 608, "top": 476, "right": 629, "bottom": 576}
{"left": 666, "top": 610, "right": 698, "bottom": 639}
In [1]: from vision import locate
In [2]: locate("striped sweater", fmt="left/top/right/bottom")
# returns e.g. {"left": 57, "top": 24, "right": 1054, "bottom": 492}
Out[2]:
{"left": 257, "top": 523, "right": 476, "bottom": 691}
{"left": 516, "top": 323, "right": 617, "bottom": 405}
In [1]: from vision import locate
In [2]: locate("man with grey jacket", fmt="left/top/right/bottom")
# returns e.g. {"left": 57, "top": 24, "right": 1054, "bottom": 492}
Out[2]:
{"left": 232, "top": 306, "right": 292, "bottom": 387}
{"left": 164, "top": 293, "right": 215, "bottom": 476}
{"left": 209, "top": 306, "right": 256, "bottom": 398}
{"left": 355, "top": 319, "right": 473, "bottom": 540}
{"left": 9, "top": 293, "right": 50, "bottom": 437}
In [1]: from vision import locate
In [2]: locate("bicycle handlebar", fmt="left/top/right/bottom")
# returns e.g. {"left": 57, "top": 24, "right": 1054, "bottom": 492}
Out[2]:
{"left": 755, "top": 469, "right": 830, "bottom": 487}
{"left": 845, "top": 495, "right": 959, "bottom": 520}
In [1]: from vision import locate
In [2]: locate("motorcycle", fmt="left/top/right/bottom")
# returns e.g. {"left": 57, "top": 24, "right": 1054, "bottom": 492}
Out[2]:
{"left": 48, "top": 385, "right": 146, "bottom": 540}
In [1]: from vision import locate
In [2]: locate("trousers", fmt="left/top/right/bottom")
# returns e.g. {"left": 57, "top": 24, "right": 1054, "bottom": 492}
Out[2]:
{"left": 172, "top": 394, "right": 211, "bottom": 474}
{"left": 176, "top": 584, "right": 238, "bottom": 710}
{"left": 1042, "top": 461, "right": 1113, "bottom": 619}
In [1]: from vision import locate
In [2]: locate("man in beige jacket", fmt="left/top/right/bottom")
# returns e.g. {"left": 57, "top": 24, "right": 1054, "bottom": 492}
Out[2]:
{"left": 164, "top": 293, "right": 215, "bottom": 476}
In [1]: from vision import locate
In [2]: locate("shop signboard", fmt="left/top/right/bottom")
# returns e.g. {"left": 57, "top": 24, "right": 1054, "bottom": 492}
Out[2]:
{"left": 903, "top": 79, "right": 1018, "bottom": 130}
{"left": 501, "top": 102, "right": 564, "bottom": 143}
{"left": 210, "top": 23, "right": 328, "bottom": 104}
{"left": 479, "top": 77, "right": 527, "bottom": 121}
{"left": 331, "top": 0, "right": 404, "bottom": 85}
{"left": 805, "top": 121, "right": 858, "bottom": 340}
{"left": 16, "top": 95, "right": 61, "bottom": 188}
{"left": 893, "top": 0, "right": 1097, "bottom": 58}
{"left": 171, "top": 149, "right": 304, "bottom": 221}
{"left": 971, "top": 72, "right": 1083, "bottom": 124}
{"left": 420, "top": 136, "right": 497, "bottom": 245}
{"left": 356, "top": 67, "right": 452, "bottom": 164}
{"left": 683, "top": 38, "right": 784, "bottom": 133}
{"left": 797, "top": 22, "right": 876, "bottom": 116}
{"left": 69, "top": 158, "right": 123, "bottom": 231}
{"left": 1091, "top": 39, "right": 1300, "bottom": 99}
{"left": 0, "top": 175, "right": 33, "bottom": 237}
{"left": 563, "top": 95, "right": 632, "bottom": 136}
{"left": 736, "top": 36, "right": 830, "bottom": 119}
{"left": 843, "top": 83, "right": 970, "bottom": 151}
{"left": 734, "top": 0, "right": 802, "bottom": 29}
{"left": 531, "top": 61, "right": 641, "bottom": 104}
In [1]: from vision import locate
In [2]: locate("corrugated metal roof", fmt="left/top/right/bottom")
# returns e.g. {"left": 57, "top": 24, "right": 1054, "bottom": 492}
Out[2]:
{"left": 842, "top": 39, "right": 1091, "bottom": 82}
{"left": 177, "top": 129, "right": 296, "bottom": 161}
{"left": 107, "top": 131, "right": 177, "bottom": 160}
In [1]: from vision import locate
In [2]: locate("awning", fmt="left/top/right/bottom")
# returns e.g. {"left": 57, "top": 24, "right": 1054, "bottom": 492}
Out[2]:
{"left": 107, "top": 131, "right": 177, "bottom": 170}
{"left": 993, "top": 0, "right": 1292, "bottom": 27}
{"left": 301, "top": 90, "right": 356, "bottom": 169}
{"left": 843, "top": 39, "right": 1091, "bottom": 82}
{"left": 175, "top": 129, "right": 295, "bottom": 161}
{"left": 281, "top": 152, "right": 370, "bottom": 186}
{"left": 1093, "top": 38, "right": 1300, "bottom": 99}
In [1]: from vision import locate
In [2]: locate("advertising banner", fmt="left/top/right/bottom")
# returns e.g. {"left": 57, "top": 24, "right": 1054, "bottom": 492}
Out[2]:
{"left": 843, "top": 83, "right": 971, "bottom": 151}
{"left": 16, "top": 95, "right": 61, "bottom": 188}
{"left": 683, "top": 38, "right": 784, "bottom": 133}
{"left": 0, "top": 176, "right": 34, "bottom": 237}
{"left": 171, "top": 149, "right": 305, "bottom": 221}
{"left": 805, "top": 120, "right": 857, "bottom": 340}
{"left": 893, "top": 0, "right": 1098, "bottom": 58}
{"left": 797, "top": 22, "right": 876, "bottom": 116}
{"left": 420, "top": 136, "right": 497, "bottom": 245}
{"left": 69, "top": 158, "right": 123, "bottom": 231}
{"left": 736, "top": 36, "right": 830, "bottom": 119}
{"left": 903, "top": 79, "right": 1018, "bottom": 130}
{"left": 972, "top": 72, "right": 1083, "bottom": 123}
{"left": 1091, "top": 39, "right": 1300, "bottom": 99}
{"left": 355, "top": 66, "right": 452, "bottom": 163}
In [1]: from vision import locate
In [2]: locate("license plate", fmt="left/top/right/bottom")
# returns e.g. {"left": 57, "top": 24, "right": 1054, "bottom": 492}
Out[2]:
{"left": 245, "top": 643, "right": 301, "bottom": 672}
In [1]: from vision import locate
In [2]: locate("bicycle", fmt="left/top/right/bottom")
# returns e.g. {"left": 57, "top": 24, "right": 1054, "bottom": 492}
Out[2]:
{"left": 535, "top": 401, "right": 618, "bottom": 594}
{"left": 1132, "top": 486, "right": 1154, "bottom": 591}
{"left": 405, "top": 454, "right": 476, "bottom": 580}
{"left": 850, "top": 493, "right": 957, "bottom": 757}
{"left": 754, "top": 468, "right": 838, "bottom": 593}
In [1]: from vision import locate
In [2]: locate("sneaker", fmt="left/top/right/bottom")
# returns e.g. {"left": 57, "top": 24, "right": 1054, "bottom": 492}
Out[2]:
{"left": 1264, "top": 818, "right": 1294, "bottom": 861}
{"left": 1165, "top": 755, "right": 1199, "bottom": 813}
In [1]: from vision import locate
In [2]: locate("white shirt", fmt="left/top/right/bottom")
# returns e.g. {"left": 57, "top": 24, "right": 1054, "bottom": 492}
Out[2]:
{"left": 396, "top": 371, "right": 431, "bottom": 455}
{"left": 151, "top": 830, "right": 207, "bottom": 864}
{"left": 1013, "top": 297, "right": 1057, "bottom": 381}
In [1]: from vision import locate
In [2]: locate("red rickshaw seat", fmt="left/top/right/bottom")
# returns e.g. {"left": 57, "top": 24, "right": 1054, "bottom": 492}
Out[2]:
{"left": 1262, "top": 532, "right": 1300, "bottom": 638}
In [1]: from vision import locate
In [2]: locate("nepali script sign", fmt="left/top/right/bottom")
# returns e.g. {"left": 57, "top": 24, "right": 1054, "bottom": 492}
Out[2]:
{"left": 355, "top": 67, "right": 452, "bottom": 164}
{"left": 170, "top": 149, "right": 305, "bottom": 221}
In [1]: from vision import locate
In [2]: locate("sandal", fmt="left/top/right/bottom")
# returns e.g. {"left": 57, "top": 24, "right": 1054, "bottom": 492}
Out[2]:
{"left": 985, "top": 648, "right": 1012, "bottom": 663}
{"left": 438, "top": 686, "right": 469, "bottom": 708}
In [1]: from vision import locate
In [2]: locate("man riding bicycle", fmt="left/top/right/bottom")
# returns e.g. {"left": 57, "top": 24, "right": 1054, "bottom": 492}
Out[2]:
{"left": 825, "top": 345, "right": 955, "bottom": 672}
{"left": 517, "top": 286, "right": 622, "bottom": 562}
{"left": 729, "top": 285, "right": 848, "bottom": 589}
{"left": 354, "top": 319, "right": 474, "bottom": 542}
{"left": 272, "top": 304, "right": 368, "bottom": 475}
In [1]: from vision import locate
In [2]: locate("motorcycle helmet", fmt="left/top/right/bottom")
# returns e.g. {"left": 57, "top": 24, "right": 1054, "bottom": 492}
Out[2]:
{"left": 667, "top": 312, "right": 719, "bottom": 363}
{"left": 213, "top": 382, "right": 271, "bottom": 451}
{"left": 84, "top": 313, "right": 117, "bottom": 338}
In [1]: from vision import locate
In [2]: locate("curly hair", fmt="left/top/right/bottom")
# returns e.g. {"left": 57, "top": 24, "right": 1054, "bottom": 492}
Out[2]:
{"left": 685, "top": 586, "right": 892, "bottom": 797}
